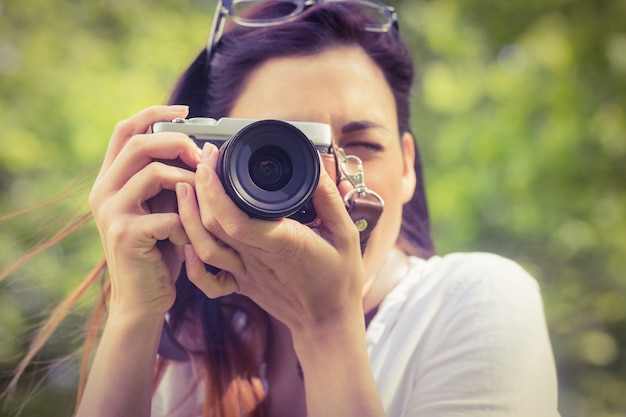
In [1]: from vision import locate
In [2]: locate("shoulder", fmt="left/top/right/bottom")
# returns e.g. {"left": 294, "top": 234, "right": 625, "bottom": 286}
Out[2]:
{"left": 385, "top": 252, "right": 554, "bottom": 369}
{"left": 403, "top": 252, "right": 542, "bottom": 313}
{"left": 422, "top": 251, "right": 537, "bottom": 288}
{"left": 369, "top": 252, "right": 559, "bottom": 416}
{"left": 370, "top": 251, "right": 550, "bottom": 357}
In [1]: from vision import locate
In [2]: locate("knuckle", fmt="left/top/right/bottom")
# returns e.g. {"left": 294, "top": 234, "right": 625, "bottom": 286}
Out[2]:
{"left": 195, "top": 247, "right": 216, "bottom": 265}
{"left": 145, "top": 160, "right": 167, "bottom": 178}
{"left": 106, "top": 219, "right": 131, "bottom": 246}
{"left": 162, "top": 212, "right": 180, "bottom": 230}
{"left": 126, "top": 133, "right": 149, "bottom": 152}
{"left": 200, "top": 215, "right": 220, "bottom": 235}
{"left": 113, "top": 118, "right": 135, "bottom": 139}
{"left": 89, "top": 189, "right": 114, "bottom": 223}
{"left": 225, "top": 221, "right": 249, "bottom": 241}
{"left": 145, "top": 161, "right": 190, "bottom": 185}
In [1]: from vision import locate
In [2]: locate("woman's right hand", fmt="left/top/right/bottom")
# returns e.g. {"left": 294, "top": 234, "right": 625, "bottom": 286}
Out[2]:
{"left": 88, "top": 105, "right": 201, "bottom": 318}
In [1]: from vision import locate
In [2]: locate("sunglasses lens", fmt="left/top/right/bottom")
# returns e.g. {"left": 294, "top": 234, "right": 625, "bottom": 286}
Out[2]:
{"left": 231, "top": 0, "right": 303, "bottom": 26}
{"left": 229, "top": 0, "right": 394, "bottom": 31}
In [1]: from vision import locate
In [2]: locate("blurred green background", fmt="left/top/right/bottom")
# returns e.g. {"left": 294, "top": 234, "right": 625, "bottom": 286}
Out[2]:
{"left": 0, "top": 0, "right": 624, "bottom": 416}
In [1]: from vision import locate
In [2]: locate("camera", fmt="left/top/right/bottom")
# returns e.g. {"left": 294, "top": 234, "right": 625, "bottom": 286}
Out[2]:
{"left": 153, "top": 117, "right": 333, "bottom": 224}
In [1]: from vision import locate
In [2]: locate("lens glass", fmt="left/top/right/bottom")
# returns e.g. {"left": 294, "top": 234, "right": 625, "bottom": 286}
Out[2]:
{"left": 231, "top": 0, "right": 394, "bottom": 31}
{"left": 249, "top": 146, "right": 293, "bottom": 191}
{"left": 232, "top": 0, "right": 302, "bottom": 26}
{"left": 218, "top": 120, "right": 320, "bottom": 220}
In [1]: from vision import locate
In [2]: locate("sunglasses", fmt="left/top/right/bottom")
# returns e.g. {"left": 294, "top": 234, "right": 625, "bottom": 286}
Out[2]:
{"left": 207, "top": 0, "right": 398, "bottom": 55}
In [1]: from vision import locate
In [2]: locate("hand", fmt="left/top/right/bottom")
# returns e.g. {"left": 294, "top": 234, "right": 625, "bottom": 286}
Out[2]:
{"left": 176, "top": 144, "right": 366, "bottom": 333}
{"left": 89, "top": 105, "right": 201, "bottom": 317}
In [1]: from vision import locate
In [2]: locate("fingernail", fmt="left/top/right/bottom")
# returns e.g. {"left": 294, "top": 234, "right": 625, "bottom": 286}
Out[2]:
{"left": 170, "top": 105, "right": 189, "bottom": 113}
{"left": 202, "top": 142, "right": 214, "bottom": 162}
{"left": 170, "top": 105, "right": 190, "bottom": 119}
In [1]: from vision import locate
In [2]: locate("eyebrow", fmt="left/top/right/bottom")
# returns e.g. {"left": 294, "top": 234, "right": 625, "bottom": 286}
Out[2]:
{"left": 340, "top": 120, "right": 388, "bottom": 134}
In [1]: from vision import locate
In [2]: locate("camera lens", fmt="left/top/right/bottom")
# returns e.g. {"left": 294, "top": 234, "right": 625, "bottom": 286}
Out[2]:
{"left": 249, "top": 146, "right": 293, "bottom": 191}
{"left": 217, "top": 120, "right": 320, "bottom": 220}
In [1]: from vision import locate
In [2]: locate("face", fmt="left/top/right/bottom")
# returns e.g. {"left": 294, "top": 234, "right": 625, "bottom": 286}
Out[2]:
{"left": 228, "top": 46, "right": 416, "bottom": 288}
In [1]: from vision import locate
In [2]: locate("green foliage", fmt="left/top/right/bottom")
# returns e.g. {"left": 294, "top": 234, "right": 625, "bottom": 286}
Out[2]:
{"left": 397, "top": 0, "right": 626, "bottom": 416}
{"left": 0, "top": 0, "right": 211, "bottom": 414}
{"left": 0, "top": 0, "right": 624, "bottom": 416}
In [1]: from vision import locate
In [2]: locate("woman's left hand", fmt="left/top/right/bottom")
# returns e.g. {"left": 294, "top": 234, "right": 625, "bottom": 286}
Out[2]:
{"left": 176, "top": 143, "right": 365, "bottom": 333}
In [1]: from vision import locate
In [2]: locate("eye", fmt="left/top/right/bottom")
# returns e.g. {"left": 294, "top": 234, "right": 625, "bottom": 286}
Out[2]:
{"left": 341, "top": 141, "right": 383, "bottom": 160}
{"left": 344, "top": 142, "right": 382, "bottom": 151}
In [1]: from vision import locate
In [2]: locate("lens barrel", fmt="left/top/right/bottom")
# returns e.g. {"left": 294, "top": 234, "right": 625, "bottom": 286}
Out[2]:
{"left": 216, "top": 120, "right": 320, "bottom": 222}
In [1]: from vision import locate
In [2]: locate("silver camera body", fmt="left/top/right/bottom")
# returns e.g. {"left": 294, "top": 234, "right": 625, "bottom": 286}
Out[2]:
{"left": 153, "top": 117, "right": 332, "bottom": 224}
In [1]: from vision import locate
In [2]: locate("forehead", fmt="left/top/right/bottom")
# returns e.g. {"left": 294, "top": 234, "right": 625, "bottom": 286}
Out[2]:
{"left": 228, "top": 46, "right": 397, "bottom": 127}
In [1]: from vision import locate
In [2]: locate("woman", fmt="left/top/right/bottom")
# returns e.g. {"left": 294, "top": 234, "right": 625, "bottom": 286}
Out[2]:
{"left": 80, "top": 1, "right": 560, "bottom": 416}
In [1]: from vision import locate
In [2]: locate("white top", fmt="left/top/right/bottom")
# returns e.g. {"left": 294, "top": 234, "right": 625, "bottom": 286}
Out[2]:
{"left": 153, "top": 252, "right": 561, "bottom": 417}
{"left": 368, "top": 252, "right": 560, "bottom": 417}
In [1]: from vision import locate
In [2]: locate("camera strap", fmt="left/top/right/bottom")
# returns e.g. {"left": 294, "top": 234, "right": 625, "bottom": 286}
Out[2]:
{"left": 335, "top": 147, "right": 384, "bottom": 254}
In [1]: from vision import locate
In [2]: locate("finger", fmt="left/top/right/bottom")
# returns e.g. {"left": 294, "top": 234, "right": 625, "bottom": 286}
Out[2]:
{"left": 112, "top": 162, "right": 196, "bottom": 214}
{"left": 337, "top": 176, "right": 356, "bottom": 198}
{"left": 103, "top": 212, "right": 189, "bottom": 288}
{"left": 176, "top": 182, "right": 245, "bottom": 274}
{"left": 91, "top": 161, "right": 195, "bottom": 220}
{"left": 194, "top": 145, "right": 277, "bottom": 248}
{"left": 320, "top": 151, "right": 339, "bottom": 184}
{"left": 311, "top": 157, "right": 359, "bottom": 247}
{"left": 183, "top": 244, "right": 239, "bottom": 298}
{"left": 108, "top": 211, "right": 189, "bottom": 252}
{"left": 98, "top": 105, "right": 189, "bottom": 180}
{"left": 100, "top": 131, "right": 201, "bottom": 192}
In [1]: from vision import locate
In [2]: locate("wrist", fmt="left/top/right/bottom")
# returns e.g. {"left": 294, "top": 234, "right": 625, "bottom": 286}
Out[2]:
{"left": 290, "top": 304, "right": 366, "bottom": 360}
{"left": 107, "top": 280, "right": 173, "bottom": 321}
{"left": 100, "top": 304, "right": 165, "bottom": 366}
{"left": 77, "top": 294, "right": 165, "bottom": 417}
{"left": 289, "top": 306, "right": 385, "bottom": 417}
{"left": 107, "top": 300, "right": 167, "bottom": 331}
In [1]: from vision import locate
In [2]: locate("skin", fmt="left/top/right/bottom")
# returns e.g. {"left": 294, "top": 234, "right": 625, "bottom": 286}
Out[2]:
{"left": 79, "top": 46, "right": 416, "bottom": 417}
{"left": 226, "top": 47, "right": 417, "bottom": 315}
